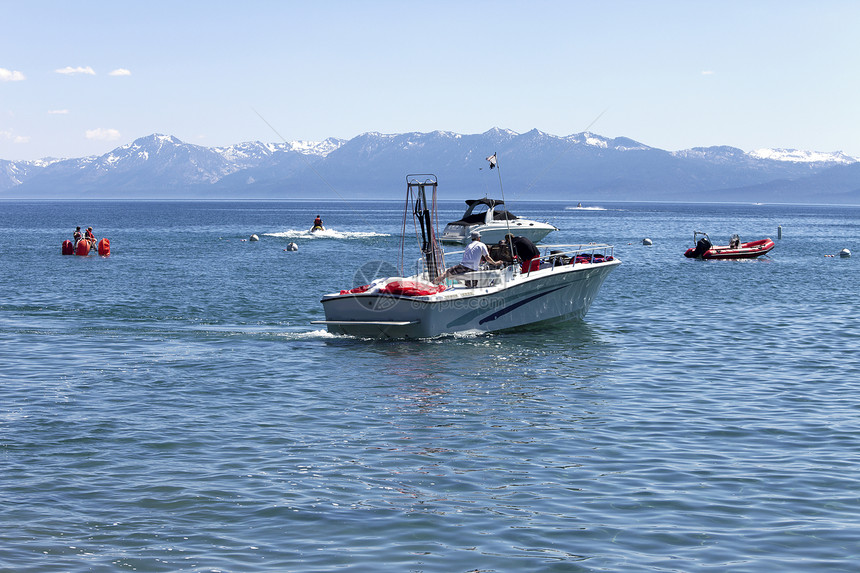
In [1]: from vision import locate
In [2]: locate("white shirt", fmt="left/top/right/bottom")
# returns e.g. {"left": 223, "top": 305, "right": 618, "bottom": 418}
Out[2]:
{"left": 461, "top": 240, "right": 489, "bottom": 270}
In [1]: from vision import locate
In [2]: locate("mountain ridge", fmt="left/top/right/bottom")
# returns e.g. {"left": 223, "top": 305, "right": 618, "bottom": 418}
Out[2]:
{"left": 2, "top": 129, "right": 858, "bottom": 202}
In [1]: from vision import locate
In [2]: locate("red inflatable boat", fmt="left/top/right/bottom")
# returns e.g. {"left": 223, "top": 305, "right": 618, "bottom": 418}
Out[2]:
{"left": 684, "top": 232, "right": 774, "bottom": 260}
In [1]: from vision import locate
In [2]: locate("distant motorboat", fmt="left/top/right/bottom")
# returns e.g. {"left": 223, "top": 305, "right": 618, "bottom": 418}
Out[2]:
{"left": 684, "top": 231, "right": 774, "bottom": 260}
{"left": 440, "top": 198, "right": 557, "bottom": 245}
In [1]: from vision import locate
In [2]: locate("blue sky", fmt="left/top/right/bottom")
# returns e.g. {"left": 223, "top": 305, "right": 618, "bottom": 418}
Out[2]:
{"left": 2, "top": 0, "right": 859, "bottom": 161}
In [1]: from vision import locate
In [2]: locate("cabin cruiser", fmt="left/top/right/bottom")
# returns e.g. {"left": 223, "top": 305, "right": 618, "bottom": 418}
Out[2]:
{"left": 312, "top": 174, "right": 619, "bottom": 339}
{"left": 440, "top": 198, "right": 557, "bottom": 245}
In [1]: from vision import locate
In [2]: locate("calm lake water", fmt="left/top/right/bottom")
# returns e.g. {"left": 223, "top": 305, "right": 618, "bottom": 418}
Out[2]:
{"left": 1, "top": 199, "right": 859, "bottom": 572}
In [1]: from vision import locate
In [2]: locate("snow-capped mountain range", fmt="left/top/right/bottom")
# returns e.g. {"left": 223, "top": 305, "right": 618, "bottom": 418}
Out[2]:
{"left": 747, "top": 148, "right": 857, "bottom": 164}
{"left": 2, "top": 129, "right": 858, "bottom": 203}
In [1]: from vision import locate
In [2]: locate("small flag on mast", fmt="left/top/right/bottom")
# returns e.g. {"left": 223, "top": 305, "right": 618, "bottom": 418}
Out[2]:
{"left": 486, "top": 153, "right": 497, "bottom": 169}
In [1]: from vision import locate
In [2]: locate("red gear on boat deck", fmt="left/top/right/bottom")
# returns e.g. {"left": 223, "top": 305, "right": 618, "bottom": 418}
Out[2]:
{"left": 379, "top": 281, "right": 446, "bottom": 296}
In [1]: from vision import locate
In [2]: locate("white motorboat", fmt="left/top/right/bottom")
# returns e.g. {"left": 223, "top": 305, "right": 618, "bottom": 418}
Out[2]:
{"left": 312, "top": 174, "right": 619, "bottom": 339}
{"left": 440, "top": 198, "right": 557, "bottom": 245}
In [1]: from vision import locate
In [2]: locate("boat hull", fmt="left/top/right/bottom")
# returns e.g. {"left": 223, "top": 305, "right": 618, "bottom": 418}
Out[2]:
{"left": 440, "top": 221, "right": 557, "bottom": 245}
{"left": 684, "top": 238, "right": 775, "bottom": 259}
{"left": 318, "top": 260, "right": 619, "bottom": 339}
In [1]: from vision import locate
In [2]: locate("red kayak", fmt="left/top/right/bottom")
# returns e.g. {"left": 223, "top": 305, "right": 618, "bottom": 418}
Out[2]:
{"left": 684, "top": 232, "right": 774, "bottom": 259}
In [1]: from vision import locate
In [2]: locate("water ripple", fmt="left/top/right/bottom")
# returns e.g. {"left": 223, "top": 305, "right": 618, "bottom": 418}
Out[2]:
{"left": 3, "top": 201, "right": 860, "bottom": 571}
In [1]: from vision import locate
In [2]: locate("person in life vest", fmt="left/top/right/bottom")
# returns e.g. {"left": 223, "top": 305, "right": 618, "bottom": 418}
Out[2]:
{"left": 73, "top": 226, "right": 82, "bottom": 246}
{"left": 311, "top": 215, "right": 324, "bottom": 232}
{"left": 84, "top": 227, "right": 96, "bottom": 248}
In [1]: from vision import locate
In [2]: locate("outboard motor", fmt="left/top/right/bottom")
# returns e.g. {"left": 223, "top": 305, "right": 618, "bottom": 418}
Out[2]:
{"left": 687, "top": 236, "right": 712, "bottom": 258}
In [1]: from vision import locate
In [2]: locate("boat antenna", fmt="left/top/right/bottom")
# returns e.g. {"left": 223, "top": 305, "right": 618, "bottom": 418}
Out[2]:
{"left": 252, "top": 108, "right": 345, "bottom": 197}
{"left": 517, "top": 108, "right": 610, "bottom": 199}
{"left": 486, "top": 153, "right": 516, "bottom": 262}
{"left": 252, "top": 108, "right": 374, "bottom": 225}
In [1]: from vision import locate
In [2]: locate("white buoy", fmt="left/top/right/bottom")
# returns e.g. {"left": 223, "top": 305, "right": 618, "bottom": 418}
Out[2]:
{"left": 642, "top": 238, "right": 652, "bottom": 246}
{"left": 249, "top": 234, "right": 259, "bottom": 242}
{"left": 840, "top": 248, "right": 851, "bottom": 258}
{"left": 286, "top": 242, "right": 298, "bottom": 251}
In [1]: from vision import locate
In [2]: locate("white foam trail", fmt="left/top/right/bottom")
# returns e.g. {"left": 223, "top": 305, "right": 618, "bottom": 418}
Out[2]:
{"left": 565, "top": 206, "right": 607, "bottom": 211}
{"left": 291, "top": 327, "right": 491, "bottom": 342}
{"left": 450, "top": 329, "right": 491, "bottom": 340}
{"left": 265, "top": 229, "right": 389, "bottom": 239}
{"left": 287, "top": 329, "right": 340, "bottom": 339}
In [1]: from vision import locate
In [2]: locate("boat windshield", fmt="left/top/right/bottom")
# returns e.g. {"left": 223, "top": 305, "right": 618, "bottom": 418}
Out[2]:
{"left": 491, "top": 208, "right": 516, "bottom": 221}
{"left": 455, "top": 200, "right": 517, "bottom": 225}
{"left": 459, "top": 205, "right": 489, "bottom": 224}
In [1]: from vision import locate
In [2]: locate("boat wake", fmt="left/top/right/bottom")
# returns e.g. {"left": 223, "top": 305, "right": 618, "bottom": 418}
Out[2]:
{"left": 565, "top": 205, "right": 607, "bottom": 211}
{"left": 291, "top": 329, "right": 342, "bottom": 339}
{"left": 301, "top": 328, "right": 489, "bottom": 342}
{"left": 265, "top": 229, "right": 389, "bottom": 240}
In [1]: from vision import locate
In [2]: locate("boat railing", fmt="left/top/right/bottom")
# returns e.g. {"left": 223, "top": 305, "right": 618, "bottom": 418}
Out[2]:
{"left": 535, "top": 243, "right": 616, "bottom": 272}
{"left": 412, "top": 243, "right": 616, "bottom": 285}
{"left": 411, "top": 252, "right": 507, "bottom": 287}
